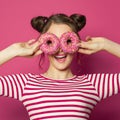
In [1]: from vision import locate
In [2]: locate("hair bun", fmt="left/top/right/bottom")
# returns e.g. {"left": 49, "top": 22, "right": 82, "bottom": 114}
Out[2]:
{"left": 31, "top": 16, "right": 48, "bottom": 33}
{"left": 70, "top": 14, "right": 86, "bottom": 32}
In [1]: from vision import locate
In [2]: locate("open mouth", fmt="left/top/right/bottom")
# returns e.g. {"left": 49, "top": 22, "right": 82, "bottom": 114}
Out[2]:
{"left": 54, "top": 54, "right": 67, "bottom": 63}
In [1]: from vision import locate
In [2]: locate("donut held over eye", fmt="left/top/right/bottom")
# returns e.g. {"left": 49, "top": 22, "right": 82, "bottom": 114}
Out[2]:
{"left": 39, "top": 33, "right": 60, "bottom": 54}
{"left": 60, "top": 32, "right": 80, "bottom": 53}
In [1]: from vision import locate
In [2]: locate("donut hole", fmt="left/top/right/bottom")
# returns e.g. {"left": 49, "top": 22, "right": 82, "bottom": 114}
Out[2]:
{"left": 67, "top": 39, "right": 72, "bottom": 45}
{"left": 47, "top": 40, "right": 52, "bottom": 46}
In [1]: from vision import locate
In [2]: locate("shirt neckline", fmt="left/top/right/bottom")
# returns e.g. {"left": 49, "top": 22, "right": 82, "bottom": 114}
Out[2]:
{"left": 39, "top": 74, "right": 77, "bottom": 81}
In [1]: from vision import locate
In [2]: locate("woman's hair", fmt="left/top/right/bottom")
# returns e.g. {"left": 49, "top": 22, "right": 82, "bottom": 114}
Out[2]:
{"left": 30, "top": 13, "right": 86, "bottom": 71}
{"left": 31, "top": 13, "right": 86, "bottom": 34}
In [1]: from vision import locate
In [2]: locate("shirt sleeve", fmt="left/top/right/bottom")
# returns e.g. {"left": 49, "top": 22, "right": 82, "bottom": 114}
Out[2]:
{"left": 0, "top": 73, "right": 29, "bottom": 100}
{"left": 86, "top": 73, "right": 120, "bottom": 100}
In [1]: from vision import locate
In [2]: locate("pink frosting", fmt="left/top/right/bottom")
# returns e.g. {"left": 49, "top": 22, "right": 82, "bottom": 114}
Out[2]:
{"left": 39, "top": 33, "right": 60, "bottom": 54}
{"left": 60, "top": 32, "right": 80, "bottom": 53}
{"left": 39, "top": 32, "right": 80, "bottom": 54}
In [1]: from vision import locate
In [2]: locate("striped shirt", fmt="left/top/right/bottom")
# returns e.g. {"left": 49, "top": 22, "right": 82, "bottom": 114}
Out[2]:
{"left": 0, "top": 73, "right": 120, "bottom": 120}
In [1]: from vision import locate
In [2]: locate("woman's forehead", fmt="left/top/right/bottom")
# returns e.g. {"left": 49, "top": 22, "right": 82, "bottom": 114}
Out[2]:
{"left": 47, "top": 23, "right": 73, "bottom": 38}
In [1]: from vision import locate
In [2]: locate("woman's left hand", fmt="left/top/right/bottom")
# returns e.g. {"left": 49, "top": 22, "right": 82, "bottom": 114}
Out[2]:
{"left": 77, "top": 36, "right": 106, "bottom": 55}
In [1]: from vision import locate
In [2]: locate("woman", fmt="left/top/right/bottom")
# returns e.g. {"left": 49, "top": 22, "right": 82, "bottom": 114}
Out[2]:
{"left": 0, "top": 13, "right": 120, "bottom": 120}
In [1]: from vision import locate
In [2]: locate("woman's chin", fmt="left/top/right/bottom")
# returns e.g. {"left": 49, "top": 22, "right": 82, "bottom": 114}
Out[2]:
{"left": 53, "top": 59, "right": 71, "bottom": 71}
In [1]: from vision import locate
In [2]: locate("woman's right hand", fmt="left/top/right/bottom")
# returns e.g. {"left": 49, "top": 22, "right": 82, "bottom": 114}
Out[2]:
{"left": 0, "top": 39, "right": 43, "bottom": 65}
{"left": 11, "top": 39, "right": 43, "bottom": 57}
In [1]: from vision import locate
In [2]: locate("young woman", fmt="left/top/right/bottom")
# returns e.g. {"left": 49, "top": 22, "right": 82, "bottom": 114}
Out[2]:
{"left": 0, "top": 13, "right": 120, "bottom": 120}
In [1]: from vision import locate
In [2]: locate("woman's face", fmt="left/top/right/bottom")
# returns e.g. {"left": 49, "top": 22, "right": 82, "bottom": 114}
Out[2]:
{"left": 46, "top": 23, "right": 75, "bottom": 71}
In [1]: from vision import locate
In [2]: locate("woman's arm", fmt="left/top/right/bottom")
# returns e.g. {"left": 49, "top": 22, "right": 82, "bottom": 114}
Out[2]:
{"left": 0, "top": 44, "right": 18, "bottom": 65}
{"left": 78, "top": 37, "right": 120, "bottom": 57}
{"left": 0, "top": 39, "right": 42, "bottom": 65}
{"left": 86, "top": 73, "right": 120, "bottom": 100}
{"left": 104, "top": 39, "right": 120, "bottom": 58}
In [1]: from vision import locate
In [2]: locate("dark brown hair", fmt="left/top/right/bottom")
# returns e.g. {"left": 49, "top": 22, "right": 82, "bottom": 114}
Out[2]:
{"left": 31, "top": 13, "right": 86, "bottom": 34}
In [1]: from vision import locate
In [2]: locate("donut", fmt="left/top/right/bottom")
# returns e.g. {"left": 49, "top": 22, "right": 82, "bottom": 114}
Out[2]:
{"left": 39, "top": 33, "right": 60, "bottom": 54}
{"left": 60, "top": 32, "right": 80, "bottom": 53}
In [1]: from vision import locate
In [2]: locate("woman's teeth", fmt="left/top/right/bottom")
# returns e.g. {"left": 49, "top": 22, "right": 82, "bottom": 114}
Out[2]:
{"left": 54, "top": 54, "right": 67, "bottom": 63}
{"left": 55, "top": 55, "right": 66, "bottom": 59}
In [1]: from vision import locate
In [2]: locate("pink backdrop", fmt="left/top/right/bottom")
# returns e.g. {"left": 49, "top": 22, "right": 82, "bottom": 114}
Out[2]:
{"left": 0, "top": 0, "right": 120, "bottom": 120}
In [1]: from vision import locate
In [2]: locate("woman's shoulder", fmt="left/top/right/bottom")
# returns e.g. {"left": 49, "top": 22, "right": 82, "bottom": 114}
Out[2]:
{"left": 76, "top": 73, "right": 120, "bottom": 80}
{"left": 0, "top": 72, "right": 38, "bottom": 81}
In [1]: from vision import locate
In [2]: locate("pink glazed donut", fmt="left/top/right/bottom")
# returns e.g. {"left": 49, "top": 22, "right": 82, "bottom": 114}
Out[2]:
{"left": 39, "top": 33, "right": 60, "bottom": 54}
{"left": 60, "top": 32, "right": 80, "bottom": 53}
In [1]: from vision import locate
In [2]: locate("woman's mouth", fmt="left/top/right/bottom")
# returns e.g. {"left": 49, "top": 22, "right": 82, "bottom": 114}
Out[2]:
{"left": 54, "top": 54, "right": 67, "bottom": 63}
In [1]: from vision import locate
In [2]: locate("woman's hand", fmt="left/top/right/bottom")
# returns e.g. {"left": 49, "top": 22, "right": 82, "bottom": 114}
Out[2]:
{"left": 77, "top": 36, "right": 106, "bottom": 55}
{"left": 0, "top": 39, "right": 43, "bottom": 65}
{"left": 12, "top": 39, "right": 43, "bottom": 57}
{"left": 78, "top": 36, "right": 120, "bottom": 58}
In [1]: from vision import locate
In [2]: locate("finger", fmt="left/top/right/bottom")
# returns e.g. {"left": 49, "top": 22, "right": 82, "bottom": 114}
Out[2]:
{"left": 33, "top": 50, "right": 43, "bottom": 56}
{"left": 77, "top": 42, "right": 93, "bottom": 49}
{"left": 25, "top": 49, "right": 43, "bottom": 58}
{"left": 77, "top": 41, "right": 87, "bottom": 47}
{"left": 78, "top": 48, "right": 93, "bottom": 55}
{"left": 27, "top": 39, "right": 36, "bottom": 45}
{"left": 31, "top": 41, "right": 42, "bottom": 50}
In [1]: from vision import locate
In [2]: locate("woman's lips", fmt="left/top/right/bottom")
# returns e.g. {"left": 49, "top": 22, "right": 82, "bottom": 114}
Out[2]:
{"left": 54, "top": 54, "right": 67, "bottom": 63}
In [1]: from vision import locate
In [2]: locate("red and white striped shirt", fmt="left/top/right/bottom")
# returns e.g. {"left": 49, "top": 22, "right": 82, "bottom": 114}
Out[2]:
{"left": 0, "top": 73, "right": 120, "bottom": 120}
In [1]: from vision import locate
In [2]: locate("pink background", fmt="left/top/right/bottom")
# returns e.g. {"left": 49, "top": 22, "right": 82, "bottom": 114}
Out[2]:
{"left": 0, "top": 0, "right": 120, "bottom": 120}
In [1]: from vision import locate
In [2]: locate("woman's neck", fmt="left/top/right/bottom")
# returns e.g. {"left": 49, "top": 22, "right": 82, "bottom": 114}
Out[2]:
{"left": 43, "top": 66, "right": 74, "bottom": 80}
